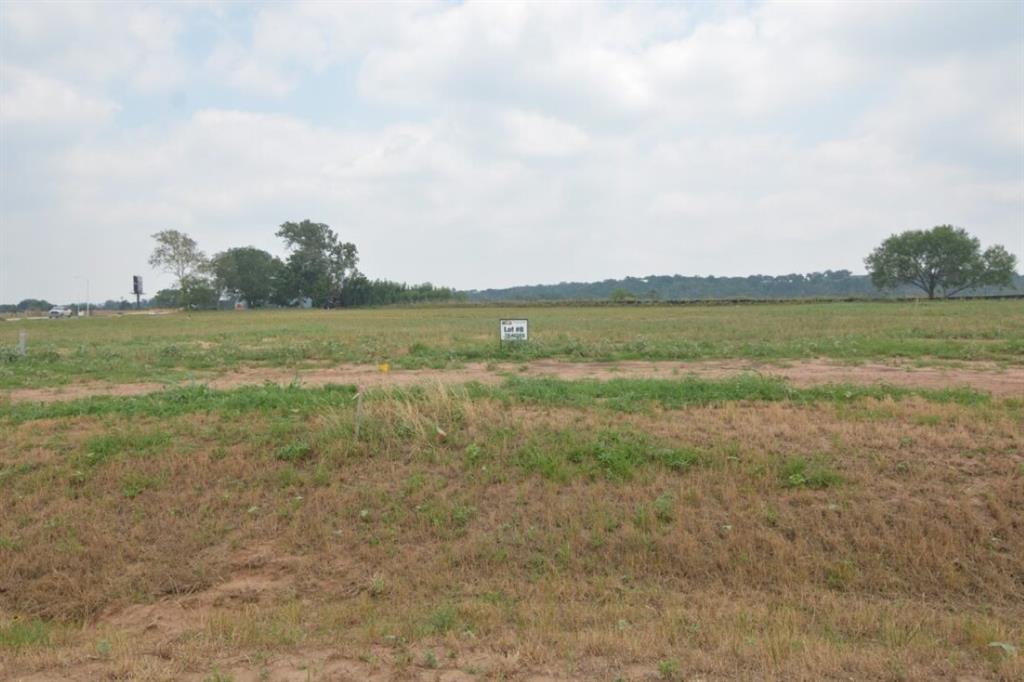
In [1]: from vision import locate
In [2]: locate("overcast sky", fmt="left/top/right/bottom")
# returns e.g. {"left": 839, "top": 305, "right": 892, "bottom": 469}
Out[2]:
{"left": 1, "top": 0, "right": 1022, "bottom": 302}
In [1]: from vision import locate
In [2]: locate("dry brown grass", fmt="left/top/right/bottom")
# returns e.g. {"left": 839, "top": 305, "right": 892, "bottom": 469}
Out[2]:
{"left": 2, "top": 385, "right": 1022, "bottom": 680}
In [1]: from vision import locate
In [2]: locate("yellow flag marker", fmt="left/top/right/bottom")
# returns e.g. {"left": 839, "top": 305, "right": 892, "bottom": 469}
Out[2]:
{"left": 378, "top": 362, "right": 390, "bottom": 374}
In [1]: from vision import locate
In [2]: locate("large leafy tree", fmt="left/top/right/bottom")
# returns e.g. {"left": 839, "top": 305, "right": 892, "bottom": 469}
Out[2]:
{"left": 149, "top": 230, "right": 208, "bottom": 290}
{"left": 865, "top": 226, "right": 1017, "bottom": 299}
{"left": 179, "top": 275, "right": 219, "bottom": 309}
{"left": 276, "top": 220, "right": 358, "bottom": 307}
{"left": 210, "top": 247, "right": 285, "bottom": 308}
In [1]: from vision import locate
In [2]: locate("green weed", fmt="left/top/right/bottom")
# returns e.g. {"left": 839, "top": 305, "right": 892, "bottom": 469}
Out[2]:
{"left": 275, "top": 441, "right": 313, "bottom": 462}
{"left": 780, "top": 457, "right": 843, "bottom": 490}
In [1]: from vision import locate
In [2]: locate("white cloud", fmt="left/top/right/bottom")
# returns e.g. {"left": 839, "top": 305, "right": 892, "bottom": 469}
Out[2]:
{"left": 499, "top": 111, "right": 590, "bottom": 158}
{"left": 1, "top": 1, "right": 188, "bottom": 93}
{"left": 0, "top": 65, "right": 120, "bottom": 124}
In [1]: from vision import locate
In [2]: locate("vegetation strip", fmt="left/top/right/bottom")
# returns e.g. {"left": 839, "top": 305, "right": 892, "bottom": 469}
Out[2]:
{"left": 2, "top": 374, "right": 994, "bottom": 424}
{"left": 4, "top": 302, "right": 1023, "bottom": 390}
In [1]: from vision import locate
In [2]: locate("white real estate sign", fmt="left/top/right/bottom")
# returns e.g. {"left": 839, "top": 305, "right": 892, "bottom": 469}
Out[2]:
{"left": 500, "top": 319, "right": 528, "bottom": 342}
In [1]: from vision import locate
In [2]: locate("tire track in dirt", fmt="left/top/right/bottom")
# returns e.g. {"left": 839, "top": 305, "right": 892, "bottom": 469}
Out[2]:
{"left": 6, "top": 359, "right": 1023, "bottom": 404}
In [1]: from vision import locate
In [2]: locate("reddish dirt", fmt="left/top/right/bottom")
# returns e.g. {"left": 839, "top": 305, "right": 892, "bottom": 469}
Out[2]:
{"left": 6, "top": 359, "right": 1023, "bottom": 405}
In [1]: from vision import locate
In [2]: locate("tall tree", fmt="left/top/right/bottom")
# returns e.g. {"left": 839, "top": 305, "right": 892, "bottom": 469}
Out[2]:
{"left": 210, "top": 247, "right": 285, "bottom": 308}
{"left": 149, "top": 230, "right": 208, "bottom": 290}
{"left": 865, "top": 226, "right": 1017, "bottom": 299}
{"left": 276, "top": 220, "right": 358, "bottom": 307}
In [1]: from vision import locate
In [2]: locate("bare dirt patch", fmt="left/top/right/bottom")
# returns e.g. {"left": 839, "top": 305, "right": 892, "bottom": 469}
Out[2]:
{"left": 99, "top": 543, "right": 299, "bottom": 642}
{"left": 6, "top": 359, "right": 1023, "bottom": 404}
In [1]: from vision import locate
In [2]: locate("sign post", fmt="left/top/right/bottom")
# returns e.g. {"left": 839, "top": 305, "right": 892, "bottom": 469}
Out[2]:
{"left": 499, "top": 319, "right": 529, "bottom": 347}
{"left": 132, "top": 275, "right": 144, "bottom": 310}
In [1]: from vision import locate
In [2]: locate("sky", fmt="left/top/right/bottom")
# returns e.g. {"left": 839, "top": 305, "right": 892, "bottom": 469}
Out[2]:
{"left": 1, "top": 0, "right": 1022, "bottom": 303}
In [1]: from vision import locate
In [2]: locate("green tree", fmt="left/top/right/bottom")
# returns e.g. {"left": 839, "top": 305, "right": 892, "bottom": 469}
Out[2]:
{"left": 210, "top": 247, "right": 284, "bottom": 308}
{"left": 865, "top": 226, "right": 1017, "bottom": 299}
{"left": 149, "top": 289, "right": 181, "bottom": 309}
{"left": 276, "top": 220, "right": 358, "bottom": 307}
{"left": 179, "top": 275, "right": 219, "bottom": 309}
{"left": 148, "top": 230, "right": 208, "bottom": 290}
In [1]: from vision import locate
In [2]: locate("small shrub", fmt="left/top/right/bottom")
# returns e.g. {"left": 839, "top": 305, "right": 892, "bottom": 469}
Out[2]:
{"left": 426, "top": 605, "right": 458, "bottom": 634}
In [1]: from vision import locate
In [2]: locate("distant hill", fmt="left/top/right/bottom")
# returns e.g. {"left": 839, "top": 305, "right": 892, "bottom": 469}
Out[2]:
{"left": 465, "top": 270, "right": 1023, "bottom": 302}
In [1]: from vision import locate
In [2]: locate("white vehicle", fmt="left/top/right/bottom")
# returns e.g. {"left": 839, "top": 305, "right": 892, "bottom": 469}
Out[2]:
{"left": 48, "top": 306, "right": 73, "bottom": 318}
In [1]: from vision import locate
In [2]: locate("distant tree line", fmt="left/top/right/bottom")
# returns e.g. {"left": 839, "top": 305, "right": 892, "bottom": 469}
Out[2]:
{"left": 1, "top": 299, "right": 153, "bottom": 314}
{"left": 466, "top": 270, "right": 893, "bottom": 302}
{"left": 467, "top": 270, "right": 1021, "bottom": 302}
{"left": 468, "top": 227, "right": 1017, "bottom": 302}
{"left": 146, "top": 220, "right": 460, "bottom": 309}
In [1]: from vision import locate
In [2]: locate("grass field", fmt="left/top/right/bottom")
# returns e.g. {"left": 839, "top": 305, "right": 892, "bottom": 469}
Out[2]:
{"left": 3, "top": 300, "right": 1023, "bottom": 390}
{"left": 2, "top": 302, "right": 1022, "bottom": 681}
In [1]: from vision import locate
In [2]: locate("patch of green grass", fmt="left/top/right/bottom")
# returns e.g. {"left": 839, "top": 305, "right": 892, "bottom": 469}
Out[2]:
{"left": 653, "top": 492, "right": 675, "bottom": 523}
{"left": 484, "top": 375, "right": 991, "bottom": 411}
{"left": 424, "top": 604, "right": 459, "bottom": 635}
{"left": 515, "top": 428, "right": 700, "bottom": 482}
{"left": 120, "top": 473, "right": 161, "bottom": 499}
{"left": 0, "top": 618, "right": 49, "bottom": 650}
{"left": 275, "top": 441, "right": 313, "bottom": 462}
{"left": 3, "top": 373, "right": 994, "bottom": 426}
{"left": 779, "top": 457, "right": 843, "bottom": 490}
{"left": 825, "top": 559, "right": 858, "bottom": 590}
{"left": 82, "top": 429, "right": 171, "bottom": 466}
{"left": 658, "top": 658, "right": 682, "bottom": 680}
{"left": 0, "top": 462, "right": 38, "bottom": 486}
{"left": 203, "top": 671, "right": 234, "bottom": 682}
{"left": 4, "top": 383, "right": 358, "bottom": 424}
{"left": 276, "top": 466, "right": 303, "bottom": 489}
{"left": 419, "top": 498, "right": 475, "bottom": 534}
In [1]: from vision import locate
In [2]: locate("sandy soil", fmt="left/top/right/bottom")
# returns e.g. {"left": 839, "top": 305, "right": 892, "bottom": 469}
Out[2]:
{"left": 6, "top": 359, "right": 1023, "bottom": 404}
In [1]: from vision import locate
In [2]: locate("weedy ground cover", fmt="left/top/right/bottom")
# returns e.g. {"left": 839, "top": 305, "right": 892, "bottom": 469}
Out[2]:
{"left": 2, "top": 374, "right": 1022, "bottom": 680}
{"left": 2, "top": 299, "right": 1022, "bottom": 389}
